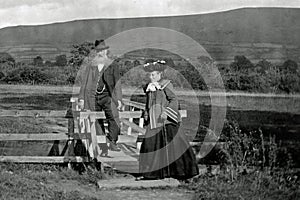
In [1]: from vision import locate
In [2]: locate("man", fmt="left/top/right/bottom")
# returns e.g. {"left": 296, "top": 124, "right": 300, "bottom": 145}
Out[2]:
{"left": 78, "top": 39, "right": 122, "bottom": 156}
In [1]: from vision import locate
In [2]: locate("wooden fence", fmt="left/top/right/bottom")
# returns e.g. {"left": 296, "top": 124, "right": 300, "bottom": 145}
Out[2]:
{"left": 0, "top": 97, "right": 187, "bottom": 171}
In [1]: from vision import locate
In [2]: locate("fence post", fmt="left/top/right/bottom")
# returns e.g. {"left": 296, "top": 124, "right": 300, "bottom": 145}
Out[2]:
{"left": 136, "top": 118, "right": 144, "bottom": 151}
{"left": 89, "top": 114, "right": 103, "bottom": 171}
{"left": 127, "top": 107, "right": 135, "bottom": 135}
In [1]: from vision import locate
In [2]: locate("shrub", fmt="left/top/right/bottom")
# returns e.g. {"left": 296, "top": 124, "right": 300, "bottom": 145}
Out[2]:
{"left": 230, "top": 55, "right": 254, "bottom": 72}
{"left": 0, "top": 71, "right": 4, "bottom": 80}
{"left": 281, "top": 60, "right": 298, "bottom": 74}
{"left": 33, "top": 56, "right": 43, "bottom": 66}
{"left": 55, "top": 54, "right": 68, "bottom": 66}
{"left": 69, "top": 42, "right": 94, "bottom": 67}
{"left": 0, "top": 52, "right": 15, "bottom": 64}
{"left": 4, "top": 66, "right": 51, "bottom": 84}
{"left": 66, "top": 75, "right": 75, "bottom": 84}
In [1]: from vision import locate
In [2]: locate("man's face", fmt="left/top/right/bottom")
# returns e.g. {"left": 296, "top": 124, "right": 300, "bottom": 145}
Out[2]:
{"left": 98, "top": 49, "right": 107, "bottom": 58}
{"left": 91, "top": 54, "right": 103, "bottom": 65}
{"left": 91, "top": 49, "right": 106, "bottom": 64}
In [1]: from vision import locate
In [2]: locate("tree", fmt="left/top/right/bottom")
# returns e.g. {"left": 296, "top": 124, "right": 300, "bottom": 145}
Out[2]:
{"left": 4, "top": 67, "right": 50, "bottom": 84}
{"left": 0, "top": 71, "right": 4, "bottom": 80}
{"left": 45, "top": 60, "right": 53, "bottom": 67}
{"left": 281, "top": 59, "right": 298, "bottom": 74}
{"left": 0, "top": 52, "right": 15, "bottom": 63}
{"left": 230, "top": 55, "right": 254, "bottom": 72}
{"left": 255, "top": 59, "right": 272, "bottom": 74}
{"left": 276, "top": 60, "right": 300, "bottom": 93}
{"left": 197, "top": 56, "right": 213, "bottom": 66}
{"left": 133, "top": 59, "right": 141, "bottom": 67}
{"left": 69, "top": 42, "right": 94, "bottom": 67}
{"left": 33, "top": 56, "right": 43, "bottom": 66}
{"left": 0, "top": 52, "right": 15, "bottom": 66}
{"left": 55, "top": 54, "right": 67, "bottom": 66}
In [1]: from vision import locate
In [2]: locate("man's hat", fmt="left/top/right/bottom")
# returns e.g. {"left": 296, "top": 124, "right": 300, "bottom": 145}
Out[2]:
{"left": 94, "top": 39, "right": 109, "bottom": 52}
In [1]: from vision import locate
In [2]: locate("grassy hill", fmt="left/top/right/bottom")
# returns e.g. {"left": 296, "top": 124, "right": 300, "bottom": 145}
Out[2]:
{"left": 0, "top": 7, "right": 299, "bottom": 63}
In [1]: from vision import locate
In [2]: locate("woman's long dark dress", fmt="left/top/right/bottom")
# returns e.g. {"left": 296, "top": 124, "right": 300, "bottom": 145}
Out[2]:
{"left": 139, "top": 80, "right": 199, "bottom": 180}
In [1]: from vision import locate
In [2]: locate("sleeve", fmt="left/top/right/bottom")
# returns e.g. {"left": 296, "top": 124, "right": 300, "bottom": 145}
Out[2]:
{"left": 163, "top": 83, "right": 180, "bottom": 123}
{"left": 78, "top": 61, "right": 89, "bottom": 101}
{"left": 142, "top": 83, "right": 149, "bottom": 93}
{"left": 142, "top": 91, "right": 149, "bottom": 124}
{"left": 112, "top": 63, "right": 122, "bottom": 102}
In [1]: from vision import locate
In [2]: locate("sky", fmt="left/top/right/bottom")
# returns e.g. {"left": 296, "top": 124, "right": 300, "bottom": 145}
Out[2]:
{"left": 0, "top": 0, "right": 299, "bottom": 29}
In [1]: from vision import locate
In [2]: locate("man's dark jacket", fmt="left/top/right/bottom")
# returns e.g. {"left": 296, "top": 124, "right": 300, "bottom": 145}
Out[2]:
{"left": 78, "top": 58, "right": 122, "bottom": 111}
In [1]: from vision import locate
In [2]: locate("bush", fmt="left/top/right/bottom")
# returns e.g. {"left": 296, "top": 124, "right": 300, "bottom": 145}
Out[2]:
{"left": 281, "top": 60, "right": 298, "bottom": 74}
{"left": 0, "top": 71, "right": 4, "bottom": 80}
{"left": 69, "top": 42, "right": 94, "bottom": 67}
{"left": 66, "top": 75, "right": 75, "bottom": 84}
{"left": 231, "top": 55, "right": 254, "bottom": 72}
{"left": 177, "top": 62, "right": 207, "bottom": 90}
{"left": 0, "top": 52, "right": 15, "bottom": 64}
{"left": 4, "top": 66, "right": 51, "bottom": 84}
{"left": 33, "top": 56, "right": 43, "bottom": 66}
{"left": 55, "top": 54, "right": 68, "bottom": 66}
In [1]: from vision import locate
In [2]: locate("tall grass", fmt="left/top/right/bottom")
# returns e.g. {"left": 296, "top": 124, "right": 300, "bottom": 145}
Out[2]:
{"left": 189, "top": 120, "right": 300, "bottom": 199}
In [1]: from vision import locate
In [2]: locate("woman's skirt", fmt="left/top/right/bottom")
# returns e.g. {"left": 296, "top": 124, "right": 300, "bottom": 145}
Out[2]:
{"left": 139, "top": 123, "right": 199, "bottom": 180}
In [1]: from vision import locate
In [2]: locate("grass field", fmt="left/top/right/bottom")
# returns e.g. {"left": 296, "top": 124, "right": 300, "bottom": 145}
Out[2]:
{"left": 0, "top": 84, "right": 299, "bottom": 199}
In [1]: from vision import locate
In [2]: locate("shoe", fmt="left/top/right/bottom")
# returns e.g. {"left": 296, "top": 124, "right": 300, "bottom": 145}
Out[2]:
{"left": 100, "top": 143, "right": 109, "bottom": 157}
{"left": 107, "top": 140, "right": 121, "bottom": 152}
{"left": 100, "top": 151, "right": 108, "bottom": 157}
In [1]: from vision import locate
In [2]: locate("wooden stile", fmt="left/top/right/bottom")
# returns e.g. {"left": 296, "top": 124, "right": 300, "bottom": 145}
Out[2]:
{"left": 0, "top": 98, "right": 188, "bottom": 171}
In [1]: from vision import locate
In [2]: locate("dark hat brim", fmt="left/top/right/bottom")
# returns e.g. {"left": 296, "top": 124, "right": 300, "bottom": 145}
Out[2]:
{"left": 94, "top": 45, "right": 109, "bottom": 52}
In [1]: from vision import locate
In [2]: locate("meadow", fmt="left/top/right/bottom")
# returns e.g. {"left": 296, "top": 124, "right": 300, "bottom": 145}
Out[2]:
{"left": 0, "top": 85, "right": 299, "bottom": 199}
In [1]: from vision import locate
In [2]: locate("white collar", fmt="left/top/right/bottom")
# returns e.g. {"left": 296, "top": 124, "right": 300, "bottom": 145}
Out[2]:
{"left": 146, "top": 82, "right": 161, "bottom": 92}
{"left": 97, "top": 63, "right": 105, "bottom": 72}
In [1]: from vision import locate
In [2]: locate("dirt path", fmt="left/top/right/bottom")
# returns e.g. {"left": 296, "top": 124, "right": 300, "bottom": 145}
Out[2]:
{"left": 46, "top": 179, "right": 195, "bottom": 200}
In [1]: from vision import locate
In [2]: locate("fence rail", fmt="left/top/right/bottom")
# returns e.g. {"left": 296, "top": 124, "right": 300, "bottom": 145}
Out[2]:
{"left": 0, "top": 98, "right": 188, "bottom": 170}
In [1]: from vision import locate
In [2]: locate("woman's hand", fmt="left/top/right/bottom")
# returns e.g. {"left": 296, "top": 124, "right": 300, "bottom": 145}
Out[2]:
{"left": 160, "top": 112, "right": 168, "bottom": 120}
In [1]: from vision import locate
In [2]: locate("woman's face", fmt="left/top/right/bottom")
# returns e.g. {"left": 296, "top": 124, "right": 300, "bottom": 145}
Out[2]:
{"left": 149, "top": 71, "right": 162, "bottom": 83}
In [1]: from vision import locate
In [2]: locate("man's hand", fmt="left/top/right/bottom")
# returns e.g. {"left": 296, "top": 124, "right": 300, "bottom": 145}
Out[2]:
{"left": 143, "top": 113, "right": 148, "bottom": 121}
{"left": 78, "top": 99, "right": 84, "bottom": 110}
{"left": 117, "top": 100, "right": 123, "bottom": 111}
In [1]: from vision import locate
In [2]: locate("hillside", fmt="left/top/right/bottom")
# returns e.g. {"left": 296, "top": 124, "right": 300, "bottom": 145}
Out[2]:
{"left": 0, "top": 7, "right": 299, "bottom": 63}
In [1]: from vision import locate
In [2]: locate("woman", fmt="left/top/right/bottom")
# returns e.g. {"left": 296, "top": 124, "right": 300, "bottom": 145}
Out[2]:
{"left": 139, "top": 59, "right": 199, "bottom": 180}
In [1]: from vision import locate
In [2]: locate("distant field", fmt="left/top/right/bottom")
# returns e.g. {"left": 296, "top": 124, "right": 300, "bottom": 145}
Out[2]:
{"left": 0, "top": 84, "right": 299, "bottom": 113}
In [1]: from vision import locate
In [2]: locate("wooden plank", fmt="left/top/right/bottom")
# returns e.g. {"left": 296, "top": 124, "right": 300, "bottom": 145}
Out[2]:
{"left": 127, "top": 107, "right": 135, "bottom": 135}
{"left": 0, "top": 134, "right": 137, "bottom": 143}
{"left": 78, "top": 111, "right": 143, "bottom": 119}
{"left": 97, "top": 151, "right": 138, "bottom": 162}
{"left": 0, "top": 156, "right": 89, "bottom": 163}
{"left": 89, "top": 116, "right": 101, "bottom": 160}
{"left": 0, "top": 110, "right": 67, "bottom": 118}
{"left": 0, "top": 133, "right": 71, "bottom": 141}
{"left": 101, "top": 161, "right": 139, "bottom": 173}
{"left": 120, "top": 119, "right": 146, "bottom": 134}
{"left": 77, "top": 110, "right": 186, "bottom": 119}
{"left": 122, "top": 99, "right": 145, "bottom": 110}
{"left": 97, "top": 135, "right": 137, "bottom": 143}
{"left": 122, "top": 99, "right": 187, "bottom": 117}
